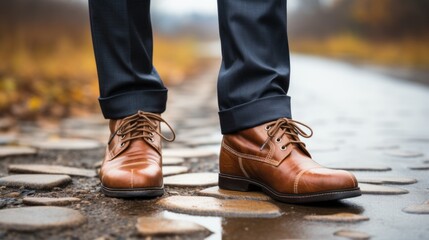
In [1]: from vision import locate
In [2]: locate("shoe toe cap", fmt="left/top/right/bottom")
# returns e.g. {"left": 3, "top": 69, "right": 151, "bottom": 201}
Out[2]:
{"left": 296, "top": 168, "right": 358, "bottom": 194}
{"left": 101, "top": 163, "right": 162, "bottom": 189}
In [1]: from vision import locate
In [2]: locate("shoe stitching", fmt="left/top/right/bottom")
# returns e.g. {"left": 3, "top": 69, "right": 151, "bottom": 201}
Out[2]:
{"left": 293, "top": 169, "right": 309, "bottom": 194}
{"left": 222, "top": 141, "right": 279, "bottom": 165}
{"left": 109, "top": 139, "right": 128, "bottom": 160}
{"left": 238, "top": 157, "right": 250, "bottom": 178}
{"left": 265, "top": 141, "right": 275, "bottom": 162}
{"left": 221, "top": 174, "right": 360, "bottom": 199}
{"left": 222, "top": 141, "right": 267, "bottom": 162}
{"left": 293, "top": 167, "right": 321, "bottom": 194}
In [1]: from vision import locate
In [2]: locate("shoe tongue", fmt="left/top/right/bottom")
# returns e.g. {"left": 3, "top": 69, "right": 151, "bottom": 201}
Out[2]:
{"left": 128, "top": 135, "right": 151, "bottom": 150}
{"left": 281, "top": 127, "right": 312, "bottom": 158}
{"left": 131, "top": 122, "right": 162, "bottom": 154}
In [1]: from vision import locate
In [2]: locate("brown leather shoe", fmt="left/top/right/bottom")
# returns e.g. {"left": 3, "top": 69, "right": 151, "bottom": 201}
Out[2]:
{"left": 100, "top": 111, "right": 175, "bottom": 198}
{"left": 219, "top": 118, "right": 361, "bottom": 203}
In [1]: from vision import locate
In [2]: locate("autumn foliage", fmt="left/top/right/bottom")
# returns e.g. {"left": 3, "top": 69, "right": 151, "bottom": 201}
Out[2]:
{"left": 289, "top": 0, "right": 429, "bottom": 69}
{"left": 0, "top": 0, "right": 201, "bottom": 120}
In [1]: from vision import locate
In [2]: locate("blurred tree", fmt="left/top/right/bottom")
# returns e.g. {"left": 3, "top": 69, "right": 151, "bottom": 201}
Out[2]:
{"left": 0, "top": 0, "right": 99, "bottom": 119}
{"left": 0, "top": 0, "right": 203, "bottom": 120}
{"left": 289, "top": 0, "right": 429, "bottom": 70}
{"left": 290, "top": 0, "right": 429, "bottom": 39}
{"left": 352, "top": 0, "right": 429, "bottom": 38}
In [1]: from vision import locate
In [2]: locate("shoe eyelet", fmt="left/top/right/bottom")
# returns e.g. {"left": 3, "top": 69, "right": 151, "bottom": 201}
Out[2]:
{"left": 264, "top": 125, "right": 271, "bottom": 131}
{"left": 275, "top": 138, "right": 281, "bottom": 143}
{"left": 120, "top": 142, "right": 125, "bottom": 148}
{"left": 149, "top": 132, "right": 154, "bottom": 137}
{"left": 280, "top": 145, "right": 286, "bottom": 151}
{"left": 120, "top": 135, "right": 125, "bottom": 139}
{"left": 148, "top": 138, "right": 154, "bottom": 142}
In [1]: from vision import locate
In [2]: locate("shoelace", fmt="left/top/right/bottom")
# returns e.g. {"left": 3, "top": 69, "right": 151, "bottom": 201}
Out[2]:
{"left": 108, "top": 110, "right": 176, "bottom": 145}
{"left": 260, "top": 118, "right": 313, "bottom": 151}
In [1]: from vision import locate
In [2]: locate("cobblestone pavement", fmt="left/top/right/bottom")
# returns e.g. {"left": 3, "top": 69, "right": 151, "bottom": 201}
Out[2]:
{"left": 0, "top": 54, "right": 428, "bottom": 239}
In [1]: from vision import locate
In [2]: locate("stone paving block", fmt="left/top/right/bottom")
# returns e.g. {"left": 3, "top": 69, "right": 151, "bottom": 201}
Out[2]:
{"left": 408, "top": 164, "right": 429, "bottom": 170}
{"left": 334, "top": 229, "right": 371, "bottom": 239}
{"left": 0, "top": 174, "right": 71, "bottom": 190}
{"left": 163, "top": 157, "right": 185, "bottom": 165}
{"left": 177, "top": 127, "right": 220, "bottom": 139}
{"left": 93, "top": 161, "right": 102, "bottom": 169}
{"left": 402, "top": 201, "right": 429, "bottom": 214}
{"left": 304, "top": 213, "right": 369, "bottom": 223}
{"left": 136, "top": 217, "right": 211, "bottom": 236}
{"left": 199, "top": 186, "right": 271, "bottom": 201}
{"left": 0, "top": 146, "right": 37, "bottom": 158}
{"left": 192, "top": 145, "right": 221, "bottom": 156}
{"left": 184, "top": 135, "right": 222, "bottom": 147}
{"left": 357, "top": 177, "right": 417, "bottom": 185}
{"left": 408, "top": 137, "right": 429, "bottom": 143}
{"left": 0, "top": 118, "right": 13, "bottom": 130}
{"left": 157, "top": 196, "right": 281, "bottom": 218}
{"left": 368, "top": 144, "right": 399, "bottom": 150}
{"left": 164, "top": 142, "right": 189, "bottom": 149}
{"left": 4, "top": 191, "right": 21, "bottom": 197}
{"left": 384, "top": 150, "right": 424, "bottom": 158}
{"left": 358, "top": 183, "right": 409, "bottom": 195}
{"left": 163, "top": 166, "right": 189, "bottom": 176}
{"left": 62, "top": 129, "right": 110, "bottom": 142}
{"left": 0, "top": 206, "right": 86, "bottom": 231}
{"left": 23, "top": 197, "right": 81, "bottom": 206}
{"left": 0, "top": 135, "right": 17, "bottom": 145}
{"left": 330, "top": 165, "right": 392, "bottom": 172}
{"left": 163, "top": 148, "right": 217, "bottom": 159}
{"left": 28, "top": 138, "right": 102, "bottom": 150}
{"left": 164, "top": 173, "right": 218, "bottom": 187}
{"left": 9, "top": 164, "right": 97, "bottom": 177}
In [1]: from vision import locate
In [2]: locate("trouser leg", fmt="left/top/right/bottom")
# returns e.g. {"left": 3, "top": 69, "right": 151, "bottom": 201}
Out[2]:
{"left": 217, "top": 0, "right": 291, "bottom": 134}
{"left": 88, "top": 0, "right": 167, "bottom": 119}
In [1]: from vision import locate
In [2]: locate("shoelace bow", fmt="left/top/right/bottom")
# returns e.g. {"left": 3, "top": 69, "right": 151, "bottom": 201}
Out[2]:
{"left": 260, "top": 118, "right": 313, "bottom": 151}
{"left": 108, "top": 111, "right": 176, "bottom": 145}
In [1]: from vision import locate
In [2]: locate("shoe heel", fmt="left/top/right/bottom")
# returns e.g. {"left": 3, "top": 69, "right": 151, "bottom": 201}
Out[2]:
{"left": 219, "top": 174, "right": 250, "bottom": 192}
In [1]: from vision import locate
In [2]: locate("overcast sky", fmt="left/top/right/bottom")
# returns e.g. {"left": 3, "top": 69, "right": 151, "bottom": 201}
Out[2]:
{"left": 152, "top": 0, "right": 300, "bottom": 16}
{"left": 77, "top": 0, "right": 302, "bottom": 15}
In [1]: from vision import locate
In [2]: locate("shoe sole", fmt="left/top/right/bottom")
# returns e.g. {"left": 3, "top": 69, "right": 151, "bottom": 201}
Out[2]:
{"left": 219, "top": 173, "right": 361, "bottom": 203}
{"left": 101, "top": 184, "right": 164, "bottom": 198}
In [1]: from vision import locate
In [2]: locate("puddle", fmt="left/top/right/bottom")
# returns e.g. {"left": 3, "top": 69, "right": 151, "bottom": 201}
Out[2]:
{"left": 162, "top": 211, "right": 222, "bottom": 240}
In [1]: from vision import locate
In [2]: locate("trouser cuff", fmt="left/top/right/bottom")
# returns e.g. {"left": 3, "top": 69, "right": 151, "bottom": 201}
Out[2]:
{"left": 219, "top": 95, "right": 292, "bottom": 134}
{"left": 99, "top": 89, "right": 167, "bottom": 119}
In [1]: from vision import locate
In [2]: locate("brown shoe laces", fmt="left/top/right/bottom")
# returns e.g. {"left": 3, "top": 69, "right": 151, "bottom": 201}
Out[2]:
{"left": 108, "top": 110, "right": 176, "bottom": 145}
{"left": 260, "top": 118, "right": 313, "bottom": 151}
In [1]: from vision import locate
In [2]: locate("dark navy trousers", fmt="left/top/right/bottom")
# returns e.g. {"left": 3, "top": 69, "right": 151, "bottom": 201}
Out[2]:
{"left": 88, "top": 0, "right": 292, "bottom": 134}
